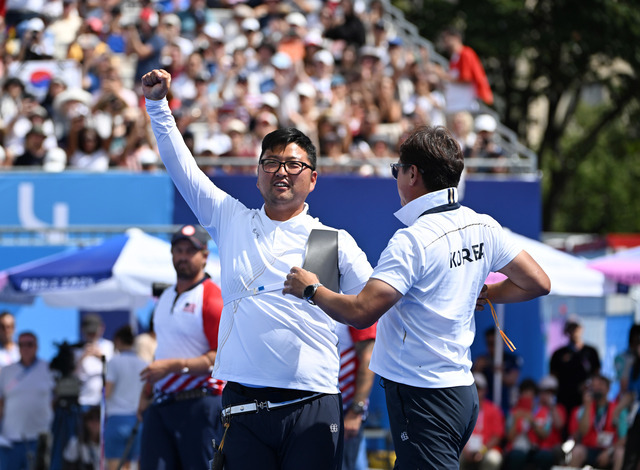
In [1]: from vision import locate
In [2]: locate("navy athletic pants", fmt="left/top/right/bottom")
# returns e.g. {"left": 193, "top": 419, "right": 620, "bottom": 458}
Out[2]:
{"left": 139, "top": 394, "right": 223, "bottom": 470}
{"left": 221, "top": 382, "right": 343, "bottom": 470}
{"left": 383, "top": 378, "right": 479, "bottom": 470}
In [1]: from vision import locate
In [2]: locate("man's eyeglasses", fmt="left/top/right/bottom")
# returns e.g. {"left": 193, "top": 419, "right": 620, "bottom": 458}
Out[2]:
{"left": 260, "top": 159, "right": 315, "bottom": 175}
{"left": 390, "top": 163, "right": 423, "bottom": 179}
{"left": 18, "top": 341, "right": 36, "bottom": 348}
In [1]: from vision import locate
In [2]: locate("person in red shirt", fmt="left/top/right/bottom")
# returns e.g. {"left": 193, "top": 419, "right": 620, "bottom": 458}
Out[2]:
{"left": 461, "top": 372, "right": 504, "bottom": 470}
{"left": 438, "top": 27, "right": 494, "bottom": 114}
{"left": 568, "top": 375, "right": 624, "bottom": 469}
{"left": 527, "top": 375, "right": 567, "bottom": 470}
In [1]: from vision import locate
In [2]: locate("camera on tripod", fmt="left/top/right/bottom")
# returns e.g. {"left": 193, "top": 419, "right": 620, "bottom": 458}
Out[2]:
{"left": 49, "top": 341, "right": 82, "bottom": 408}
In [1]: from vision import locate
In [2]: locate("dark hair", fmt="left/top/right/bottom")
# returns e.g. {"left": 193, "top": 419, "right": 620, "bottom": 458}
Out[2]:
{"left": 18, "top": 331, "right": 37, "bottom": 342}
{"left": 519, "top": 378, "right": 538, "bottom": 394}
{"left": 3, "top": 77, "right": 25, "bottom": 92}
{"left": 399, "top": 126, "right": 464, "bottom": 191}
{"left": 441, "top": 26, "right": 463, "bottom": 40}
{"left": 260, "top": 127, "right": 317, "bottom": 169}
{"left": 590, "top": 374, "right": 610, "bottom": 388}
{"left": 113, "top": 325, "right": 135, "bottom": 346}
{"left": 79, "top": 127, "right": 104, "bottom": 152}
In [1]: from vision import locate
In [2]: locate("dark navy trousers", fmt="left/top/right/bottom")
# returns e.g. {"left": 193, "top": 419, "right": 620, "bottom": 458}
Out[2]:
{"left": 383, "top": 378, "right": 479, "bottom": 470}
{"left": 221, "top": 382, "right": 344, "bottom": 470}
{"left": 139, "top": 394, "right": 223, "bottom": 470}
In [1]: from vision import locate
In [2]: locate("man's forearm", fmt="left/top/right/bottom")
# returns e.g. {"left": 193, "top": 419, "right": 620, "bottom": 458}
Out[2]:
{"left": 352, "top": 340, "right": 375, "bottom": 404}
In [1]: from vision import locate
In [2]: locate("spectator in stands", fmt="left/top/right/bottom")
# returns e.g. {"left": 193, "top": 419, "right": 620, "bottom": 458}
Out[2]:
{"left": 17, "top": 17, "right": 54, "bottom": 61}
{"left": 279, "top": 12, "right": 307, "bottom": 64}
{"left": 323, "top": 0, "right": 366, "bottom": 49}
{"left": 171, "top": 51, "right": 206, "bottom": 103}
{"left": 550, "top": 315, "right": 601, "bottom": 432}
{"left": 12, "top": 125, "right": 50, "bottom": 167}
{"left": 319, "top": 132, "right": 350, "bottom": 173}
{"left": 220, "top": 118, "right": 256, "bottom": 173}
{"left": 47, "top": 0, "right": 83, "bottom": 60}
{"left": 466, "top": 114, "right": 506, "bottom": 173}
{"left": 41, "top": 77, "right": 69, "bottom": 120}
{"left": 67, "top": 124, "right": 111, "bottom": 171}
{"left": 460, "top": 372, "right": 504, "bottom": 470}
{"left": 437, "top": 26, "right": 493, "bottom": 114}
{"left": 159, "top": 13, "right": 192, "bottom": 58}
{"left": 67, "top": 18, "right": 111, "bottom": 93}
{"left": 375, "top": 75, "right": 402, "bottom": 124}
{"left": 449, "top": 110, "right": 476, "bottom": 156}
{"left": 125, "top": 5, "right": 166, "bottom": 86}
{"left": 4, "top": 101, "right": 57, "bottom": 160}
{"left": 287, "top": 82, "right": 320, "bottom": 146}
{"left": 0, "top": 77, "right": 26, "bottom": 128}
{"left": 502, "top": 378, "right": 538, "bottom": 470}
{"left": 567, "top": 375, "right": 625, "bottom": 469}
{"left": 0, "top": 312, "right": 19, "bottom": 369}
{"left": 104, "top": 5, "right": 127, "bottom": 54}
{"left": 4, "top": 0, "right": 45, "bottom": 30}
{"left": 528, "top": 375, "right": 567, "bottom": 470}
{"left": 403, "top": 71, "right": 446, "bottom": 127}
{"left": 221, "top": 4, "right": 254, "bottom": 44}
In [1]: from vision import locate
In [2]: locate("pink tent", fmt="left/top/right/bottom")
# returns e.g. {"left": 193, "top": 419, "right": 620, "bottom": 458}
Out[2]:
{"left": 588, "top": 246, "right": 640, "bottom": 285}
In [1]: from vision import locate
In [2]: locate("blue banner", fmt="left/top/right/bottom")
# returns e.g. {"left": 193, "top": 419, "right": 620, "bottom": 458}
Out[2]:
{"left": 0, "top": 172, "right": 174, "bottom": 227}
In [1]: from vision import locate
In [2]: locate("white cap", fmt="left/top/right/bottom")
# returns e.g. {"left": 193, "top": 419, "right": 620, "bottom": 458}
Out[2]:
{"left": 162, "top": 13, "right": 181, "bottom": 28}
{"left": 475, "top": 114, "right": 497, "bottom": 133}
{"left": 227, "top": 118, "right": 247, "bottom": 134}
{"left": 233, "top": 4, "right": 254, "bottom": 18}
{"left": 539, "top": 375, "right": 558, "bottom": 391}
{"left": 203, "top": 22, "right": 224, "bottom": 41}
{"left": 304, "top": 30, "right": 323, "bottom": 47}
{"left": 261, "top": 92, "right": 280, "bottom": 109}
{"left": 138, "top": 148, "right": 159, "bottom": 165}
{"left": 271, "top": 52, "right": 292, "bottom": 69}
{"left": 295, "top": 82, "right": 316, "bottom": 99}
{"left": 257, "top": 111, "right": 278, "bottom": 127}
{"left": 25, "top": 17, "right": 45, "bottom": 32}
{"left": 241, "top": 18, "right": 260, "bottom": 32}
{"left": 313, "top": 49, "right": 334, "bottom": 66}
{"left": 43, "top": 147, "right": 67, "bottom": 172}
{"left": 286, "top": 12, "right": 307, "bottom": 28}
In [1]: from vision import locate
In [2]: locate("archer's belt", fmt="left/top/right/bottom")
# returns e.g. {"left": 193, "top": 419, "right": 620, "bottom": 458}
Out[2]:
{"left": 221, "top": 381, "right": 324, "bottom": 418}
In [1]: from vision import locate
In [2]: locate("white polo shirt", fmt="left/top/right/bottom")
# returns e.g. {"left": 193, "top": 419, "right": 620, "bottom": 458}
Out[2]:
{"left": 147, "top": 99, "right": 373, "bottom": 394}
{"left": 369, "top": 188, "right": 520, "bottom": 389}
{"left": 153, "top": 277, "right": 225, "bottom": 396}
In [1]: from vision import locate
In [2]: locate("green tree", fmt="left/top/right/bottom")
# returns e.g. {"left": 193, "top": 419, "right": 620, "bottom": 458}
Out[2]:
{"left": 396, "top": 0, "right": 640, "bottom": 232}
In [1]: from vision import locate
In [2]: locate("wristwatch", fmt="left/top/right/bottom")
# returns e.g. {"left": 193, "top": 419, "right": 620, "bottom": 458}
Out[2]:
{"left": 349, "top": 400, "right": 367, "bottom": 416}
{"left": 303, "top": 283, "right": 322, "bottom": 305}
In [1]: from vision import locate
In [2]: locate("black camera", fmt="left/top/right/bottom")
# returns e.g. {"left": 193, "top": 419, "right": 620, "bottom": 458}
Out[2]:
{"left": 50, "top": 341, "right": 83, "bottom": 407}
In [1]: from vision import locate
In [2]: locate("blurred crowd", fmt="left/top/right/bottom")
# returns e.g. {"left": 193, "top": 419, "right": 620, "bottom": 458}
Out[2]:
{"left": 0, "top": 0, "right": 507, "bottom": 175}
